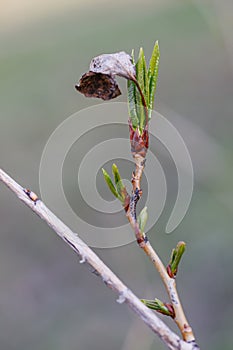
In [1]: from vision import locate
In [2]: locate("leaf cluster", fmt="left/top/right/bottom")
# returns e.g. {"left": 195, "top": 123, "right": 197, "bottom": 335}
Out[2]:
{"left": 127, "top": 42, "right": 160, "bottom": 132}
{"left": 102, "top": 164, "right": 128, "bottom": 204}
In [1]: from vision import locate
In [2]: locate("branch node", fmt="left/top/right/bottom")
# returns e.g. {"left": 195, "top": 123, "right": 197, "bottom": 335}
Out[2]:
{"left": 79, "top": 257, "right": 86, "bottom": 264}
{"left": 116, "top": 288, "right": 128, "bottom": 304}
{"left": 23, "top": 188, "right": 39, "bottom": 204}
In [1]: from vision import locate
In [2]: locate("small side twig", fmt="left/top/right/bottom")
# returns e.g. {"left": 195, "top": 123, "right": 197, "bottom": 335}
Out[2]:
{"left": 0, "top": 168, "right": 199, "bottom": 350}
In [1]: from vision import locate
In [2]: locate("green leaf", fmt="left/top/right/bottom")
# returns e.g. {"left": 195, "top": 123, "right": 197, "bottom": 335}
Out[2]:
{"left": 131, "top": 49, "right": 135, "bottom": 66}
{"left": 112, "top": 163, "right": 127, "bottom": 202}
{"left": 136, "top": 48, "right": 148, "bottom": 101}
{"left": 112, "top": 163, "right": 121, "bottom": 184}
{"left": 138, "top": 206, "right": 148, "bottom": 232}
{"left": 102, "top": 168, "right": 119, "bottom": 199}
{"left": 115, "top": 180, "right": 126, "bottom": 202}
{"left": 136, "top": 48, "right": 148, "bottom": 132}
{"left": 169, "top": 241, "right": 186, "bottom": 276}
{"left": 148, "top": 41, "right": 160, "bottom": 118}
{"left": 127, "top": 50, "right": 139, "bottom": 129}
{"left": 127, "top": 79, "right": 138, "bottom": 129}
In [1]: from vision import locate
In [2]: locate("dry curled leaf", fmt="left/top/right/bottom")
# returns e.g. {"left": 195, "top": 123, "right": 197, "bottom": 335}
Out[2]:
{"left": 75, "top": 51, "right": 136, "bottom": 100}
{"left": 75, "top": 71, "right": 121, "bottom": 100}
{"left": 90, "top": 51, "right": 136, "bottom": 79}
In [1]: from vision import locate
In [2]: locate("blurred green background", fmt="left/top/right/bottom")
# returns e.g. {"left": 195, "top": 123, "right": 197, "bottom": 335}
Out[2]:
{"left": 0, "top": 0, "right": 233, "bottom": 349}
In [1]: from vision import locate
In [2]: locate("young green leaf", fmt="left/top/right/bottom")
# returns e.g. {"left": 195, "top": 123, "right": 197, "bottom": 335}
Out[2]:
{"left": 112, "top": 163, "right": 122, "bottom": 185}
{"left": 168, "top": 241, "right": 186, "bottom": 277}
{"left": 102, "top": 168, "right": 119, "bottom": 198}
{"left": 112, "top": 164, "right": 127, "bottom": 202}
{"left": 141, "top": 298, "right": 175, "bottom": 317}
{"left": 136, "top": 48, "right": 147, "bottom": 98}
{"left": 138, "top": 206, "right": 148, "bottom": 232}
{"left": 148, "top": 41, "right": 160, "bottom": 118}
{"left": 115, "top": 179, "right": 126, "bottom": 202}
{"left": 127, "top": 79, "right": 138, "bottom": 129}
{"left": 127, "top": 50, "right": 139, "bottom": 129}
{"left": 131, "top": 49, "right": 135, "bottom": 66}
{"left": 136, "top": 48, "right": 148, "bottom": 131}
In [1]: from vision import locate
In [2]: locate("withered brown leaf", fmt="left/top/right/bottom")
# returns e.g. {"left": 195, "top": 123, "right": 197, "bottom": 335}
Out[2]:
{"left": 90, "top": 51, "right": 136, "bottom": 79}
{"left": 75, "top": 71, "right": 121, "bottom": 100}
{"left": 75, "top": 51, "right": 136, "bottom": 100}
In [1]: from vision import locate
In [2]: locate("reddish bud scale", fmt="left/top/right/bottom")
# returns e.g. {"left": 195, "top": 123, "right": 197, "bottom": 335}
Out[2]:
{"left": 129, "top": 121, "right": 149, "bottom": 158}
{"left": 137, "top": 237, "right": 145, "bottom": 245}
{"left": 164, "top": 303, "right": 175, "bottom": 318}
{"left": 166, "top": 264, "right": 175, "bottom": 279}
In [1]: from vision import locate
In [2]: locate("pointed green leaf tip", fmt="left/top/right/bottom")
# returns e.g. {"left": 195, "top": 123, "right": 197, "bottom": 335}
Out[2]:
{"left": 169, "top": 241, "right": 186, "bottom": 276}
{"left": 102, "top": 168, "right": 119, "bottom": 199}
{"left": 138, "top": 206, "right": 148, "bottom": 232}
{"left": 136, "top": 47, "right": 149, "bottom": 132}
{"left": 112, "top": 163, "right": 121, "bottom": 185}
{"left": 148, "top": 41, "right": 160, "bottom": 117}
{"left": 112, "top": 163, "right": 127, "bottom": 202}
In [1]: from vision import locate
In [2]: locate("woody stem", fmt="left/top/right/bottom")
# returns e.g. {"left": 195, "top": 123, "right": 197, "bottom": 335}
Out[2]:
{"left": 125, "top": 124, "right": 196, "bottom": 342}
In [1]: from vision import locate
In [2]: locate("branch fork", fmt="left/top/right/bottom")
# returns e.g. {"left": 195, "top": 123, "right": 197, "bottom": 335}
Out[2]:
{"left": 0, "top": 168, "right": 199, "bottom": 350}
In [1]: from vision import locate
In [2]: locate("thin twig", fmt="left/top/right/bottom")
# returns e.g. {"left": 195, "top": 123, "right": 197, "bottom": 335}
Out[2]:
{"left": 126, "top": 130, "right": 196, "bottom": 342}
{"left": 0, "top": 168, "right": 199, "bottom": 350}
{"left": 140, "top": 241, "right": 195, "bottom": 342}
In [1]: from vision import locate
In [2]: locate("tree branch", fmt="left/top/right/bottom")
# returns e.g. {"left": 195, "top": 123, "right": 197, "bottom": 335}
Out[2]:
{"left": 0, "top": 168, "right": 198, "bottom": 350}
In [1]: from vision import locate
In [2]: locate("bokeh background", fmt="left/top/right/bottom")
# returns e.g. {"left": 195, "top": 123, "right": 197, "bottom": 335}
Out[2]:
{"left": 0, "top": 0, "right": 233, "bottom": 349}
